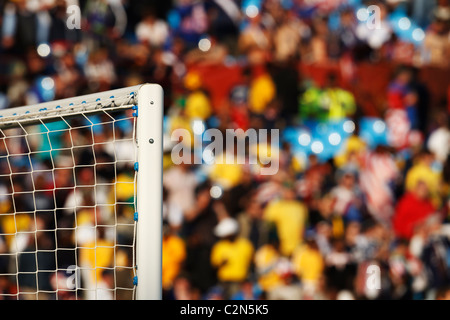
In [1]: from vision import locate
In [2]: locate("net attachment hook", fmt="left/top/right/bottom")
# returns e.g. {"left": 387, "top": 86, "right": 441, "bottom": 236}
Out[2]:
{"left": 132, "top": 105, "right": 138, "bottom": 117}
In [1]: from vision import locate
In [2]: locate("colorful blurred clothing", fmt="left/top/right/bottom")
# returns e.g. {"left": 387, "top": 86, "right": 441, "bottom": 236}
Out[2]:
{"left": 254, "top": 244, "right": 284, "bottom": 291}
{"left": 210, "top": 237, "right": 254, "bottom": 282}
{"left": 263, "top": 199, "right": 308, "bottom": 256}
{"left": 292, "top": 244, "right": 324, "bottom": 283}
{"left": 299, "top": 86, "right": 356, "bottom": 121}
{"left": 209, "top": 161, "right": 244, "bottom": 190}
{"left": 79, "top": 238, "right": 115, "bottom": 284}
{"left": 360, "top": 150, "right": 399, "bottom": 222}
{"left": 184, "top": 91, "right": 212, "bottom": 120}
{"left": 334, "top": 135, "right": 366, "bottom": 169}
{"left": 392, "top": 192, "right": 435, "bottom": 239}
{"left": 405, "top": 162, "right": 441, "bottom": 208}
{"left": 248, "top": 74, "right": 276, "bottom": 114}
{"left": 162, "top": 234, "right": 186, "bottom": 290}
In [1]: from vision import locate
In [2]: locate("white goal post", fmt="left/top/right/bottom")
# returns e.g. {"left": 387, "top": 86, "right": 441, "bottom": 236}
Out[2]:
{"left": 0, "top": 84, "right": 163, "bottom": 300}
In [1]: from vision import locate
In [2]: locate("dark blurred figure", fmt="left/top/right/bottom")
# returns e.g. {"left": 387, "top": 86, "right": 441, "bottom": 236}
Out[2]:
{"left": 182, "top": 181, "right": 218, "bottom": 294}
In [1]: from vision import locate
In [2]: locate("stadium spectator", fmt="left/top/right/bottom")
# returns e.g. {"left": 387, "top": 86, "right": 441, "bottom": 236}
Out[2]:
{"left": 135, "top": 8, "right": 169, "bottom": 48}
{"left": 393, "top": 180, "right": 436, "bottom": 240}
{"left": 162, "top": 224, "right": 186, "bottom": 294}
{"left": 422, "top": 11, "right": 450, "bottom": 68}
{"left": 210, "top": 217, "right": 254, "bottom": 298}
{"left": 405, "top": 150, "right": 442, "bottom": 208}
{"left": 263, "top": 184, "right": 308, "bottom": 257}
{"left": 291, "top": 235, "right": 324, "bottom": 298}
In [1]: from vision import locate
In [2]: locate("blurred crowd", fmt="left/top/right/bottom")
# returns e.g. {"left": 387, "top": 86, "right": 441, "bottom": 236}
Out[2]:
{"left": 0, "top": 107, "right": 138, "bottom": 300}
{"left": 0, "top": 0, "right": 449, "bottom": 300}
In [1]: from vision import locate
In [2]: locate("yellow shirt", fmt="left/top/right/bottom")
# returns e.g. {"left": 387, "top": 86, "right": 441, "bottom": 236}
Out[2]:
{"left": 248, "top": 74, "right": 276, "bottom": 114}
{"left": 1, "top": 213, "right": 31, "bottom": 247}
{"left": 210, "top": 237, "right": 254, "bottom": 282}
{"left": 75, "top": 208, "right": 114, "bottom": 283}
{"left": 254, "top": 244, "right": 284, "bottom": 291}
{"left": 334, "top": 135, "right": 366, "bottom": 168}
{"left": 292, "top": 244, "right": 324, "bottom": 282}
{"left": 405, "top": 163, "right": 440, "bottom": 194}
{"left": 162, "top": 235, "right": 186, "bottom": 290}
{"left": 326, "top": 88, "right": 356, "bottom": 120}
{"left": 170, "top": 115, "right": 194, "bottom": 147}
{"left": 209, "top": 162, "right": 244, "bottom": 189}
{"left": 263, "top": 199, "right": 307, "bottom": 256}
{"left": 115, "top": 173, "right": 135, "bottom": 201}
{"left": 79, "top": 239, "right": 115, "bottom": 282}
{"left": 405, "top": 163, "right": 441, "bottom": 207}
{"left": 184, "top": 72, "right": 202, "bottom": 91}
{"left": 184, "top": 91, "right": 212, "bottom": 120}
{"left": 109, "top": 173, "right": 136, "bottom": 220}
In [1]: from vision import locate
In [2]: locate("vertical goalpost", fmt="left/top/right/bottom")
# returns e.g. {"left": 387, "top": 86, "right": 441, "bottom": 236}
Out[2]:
{"left": 0, "top": 84, "right": 163, "bottom": 300}
{"left": 135, "top": 84, "right": 163, "bottom": 300}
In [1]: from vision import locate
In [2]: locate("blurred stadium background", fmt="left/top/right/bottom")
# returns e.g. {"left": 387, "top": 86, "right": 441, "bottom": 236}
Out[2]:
{"left": 0, "top": 0, "right": 449, "bottom": 300}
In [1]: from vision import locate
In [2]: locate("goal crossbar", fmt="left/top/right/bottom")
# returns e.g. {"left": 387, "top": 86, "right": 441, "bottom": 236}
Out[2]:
{"left": 0, "top": 86, "right": 140, "bottom": 128}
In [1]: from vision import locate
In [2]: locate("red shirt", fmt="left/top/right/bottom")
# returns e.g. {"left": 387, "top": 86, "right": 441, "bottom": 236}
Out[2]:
{"left": 392, "top": 192, "right": 435, "bottom": 239}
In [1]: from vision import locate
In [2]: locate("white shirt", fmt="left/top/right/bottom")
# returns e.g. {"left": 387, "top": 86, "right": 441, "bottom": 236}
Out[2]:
{"left": 136, "top": 20, "right": 169, "bottom": 47}
{"left": 427, "top": 127, "right": 450, "bottom": 163}
{"left": 163, "top": 166, "right": 198, "bottom": 214}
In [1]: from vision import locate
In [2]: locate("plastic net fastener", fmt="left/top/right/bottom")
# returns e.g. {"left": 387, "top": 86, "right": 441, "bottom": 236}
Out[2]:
{"left": 132, "top": 105, "right": 138, "bottom": 117}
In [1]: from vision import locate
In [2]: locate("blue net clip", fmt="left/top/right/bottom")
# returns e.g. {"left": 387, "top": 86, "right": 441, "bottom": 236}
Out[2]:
{"left": 134, "top": 162, "right": 139, "bottom": 172}
{"left": 132, "top": 105, "right": 138, "bottom": 117}
{"left": 133, "top": 276, "right": 138, "bottom": 286}
{"left": 134, "top": 212, "right": 138, "bottom": 222}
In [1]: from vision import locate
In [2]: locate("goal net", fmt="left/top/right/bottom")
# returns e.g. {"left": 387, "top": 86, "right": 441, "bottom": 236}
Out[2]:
{"left": 0, "top": 84, "right": 163, "bottom": 300}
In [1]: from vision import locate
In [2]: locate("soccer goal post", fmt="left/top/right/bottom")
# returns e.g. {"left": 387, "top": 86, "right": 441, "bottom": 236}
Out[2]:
{"left": 0, "top": 84, "right": 163, "bottom": 300}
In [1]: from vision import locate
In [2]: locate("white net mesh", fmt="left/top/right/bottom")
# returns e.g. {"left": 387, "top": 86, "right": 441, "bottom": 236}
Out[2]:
{"left": 0, "top": 95, "right": 139, "bottom": 300}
